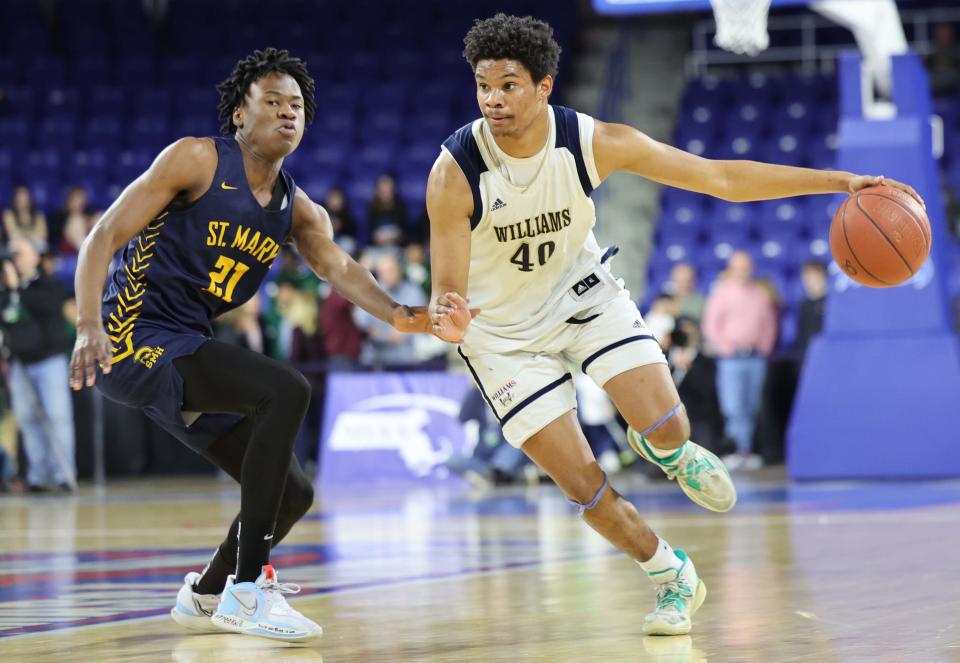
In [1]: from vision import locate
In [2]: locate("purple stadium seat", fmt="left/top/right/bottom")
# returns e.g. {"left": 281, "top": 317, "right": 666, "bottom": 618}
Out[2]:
{"left": 299, "top": 176, "right": 338, "bottom": 203}
{"left": 4, "top": 86, "right": 36, "bottom": 108}
{"left": 28, "top": 179, "right": 56, "bottom": 210}
{"left": 366, "top": 110, "right": 403, "bottom": 133}
{"left": 401, "top": 111, "right": 450, "bottom": 145}
{"left": 85, "top": 116, "right": 123, "bottom": 146}
{"left": 397, "top": 174, "right": 427, "bottom": 213}
{"left": 660, "top": 240, "right": 698, "bottom": 266}
{"left": 117, "top": 57, "right": 156, "bottom": 88}
{"left": 307, "top": 143, "right": 350, "bottom": 175}
{"left": 53, "top": 254, "right": 79, "bottom": 284}
{"left": 346, "top": 175, "right": 378, "bottom": 219}
{"left": 682, "top": 76, "right": 730, "bottom": 109}
{"left": 759, "top": 199, "right": 805, "bottom": 235}
{"left": 755, "top": 239, "right": 792, "bottom": 274}
{"left": 361, "top": 83, "right": 409, "bottom": 112}
{"left": 0, "top": 58, "right": 17, "bottom": 85}
{"left": 67, "top": 148, "right": 109, "bottom": 177}
{"left": 719, "top": 134, "right": 761, "bottom": 161}
{"left": 38, "top": 116, "right": 76, "bottom": 144}
{"left": 697, "top": 241, "right": 741, "bottom": 275}
{"left": 45, "top": 87, "right": 80, "bottom": 117}
{"left": 711, "top": 201, "right": 757, "bottom": 233}
{"left": 660, "top": 186, "right": 707, "bottom": 209}
{"left": 763, "top": 132, "right": 805, "bottom": 166}
{"left": 28, "top": 57, "right": 65, "bottom": 86}
{"left": 725, "top": 102, "right": 768, "bottom": 135}
{"left": 71, "top": 56, "right": 111, "bottom": 86}
{"left": 7, "top": 23, "right": 50, "bottom": 56}
{"left": 347, "top": 144, "right": 396, "bottom": 177}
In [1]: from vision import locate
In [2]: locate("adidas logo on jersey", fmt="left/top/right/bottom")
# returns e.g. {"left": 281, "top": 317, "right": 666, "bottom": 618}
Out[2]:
{"left": 490, "top": 198, "right": 507, "bottom": 212}
{"left": 633, "top": 320, "right": 643, "bottom": 329}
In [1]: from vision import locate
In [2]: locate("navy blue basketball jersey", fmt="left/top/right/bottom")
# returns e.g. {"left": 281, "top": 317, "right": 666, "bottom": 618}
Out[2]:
{"left": 101, "top": 137, "right": 295, "bottom": 367}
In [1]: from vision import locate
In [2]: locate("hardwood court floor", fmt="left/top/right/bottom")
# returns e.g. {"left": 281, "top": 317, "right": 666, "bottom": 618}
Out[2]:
{"left": 1, "top": 470, "right": 959, "bottom": 662}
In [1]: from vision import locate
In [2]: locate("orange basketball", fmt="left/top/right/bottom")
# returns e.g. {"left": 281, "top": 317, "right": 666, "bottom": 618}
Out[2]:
{"left": 828, "top": 185, "right": 931, "bottom": 287}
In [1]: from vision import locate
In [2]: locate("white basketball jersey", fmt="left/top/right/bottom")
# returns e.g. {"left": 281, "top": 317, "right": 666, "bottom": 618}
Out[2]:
{"left": 442, "top": 105, "right": 618, "bottom": 354}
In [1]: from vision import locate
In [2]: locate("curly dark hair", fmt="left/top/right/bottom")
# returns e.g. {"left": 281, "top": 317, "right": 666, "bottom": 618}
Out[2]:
{"left": 216, "top": 47, "right": 316, "bottom": 136}
{"left": 463, "top": 13, "right": 561, "bottom": 83}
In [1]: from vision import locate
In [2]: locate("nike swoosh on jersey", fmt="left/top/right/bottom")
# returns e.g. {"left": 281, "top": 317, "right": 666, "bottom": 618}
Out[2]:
{"left": 220, "top": 181, "right": 239, "bottom": 190}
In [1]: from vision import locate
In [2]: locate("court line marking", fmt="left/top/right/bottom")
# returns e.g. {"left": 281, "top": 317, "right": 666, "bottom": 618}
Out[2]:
{"left": 2, "top": 504, "right": 960, "bottom": 541}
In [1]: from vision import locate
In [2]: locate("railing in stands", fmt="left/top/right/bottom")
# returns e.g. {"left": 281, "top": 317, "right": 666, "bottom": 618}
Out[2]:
{"left": 688, "top": 7, "right": 960, "bottom": 76}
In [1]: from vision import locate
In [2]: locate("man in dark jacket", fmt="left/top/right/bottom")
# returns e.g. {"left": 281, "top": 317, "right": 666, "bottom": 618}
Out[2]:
{"left": 1, "top": 237, "right": 74, "bottom": 491}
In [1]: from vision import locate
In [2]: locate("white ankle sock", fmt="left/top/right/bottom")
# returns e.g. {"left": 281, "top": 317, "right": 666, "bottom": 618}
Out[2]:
{"left": 637, "top": 537, "right": 683, "bottom": 577}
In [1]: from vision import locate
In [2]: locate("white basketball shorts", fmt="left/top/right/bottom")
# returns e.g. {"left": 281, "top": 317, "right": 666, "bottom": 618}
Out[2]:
{"left": 458, "top": 291, "right": 667, "bottom": 447}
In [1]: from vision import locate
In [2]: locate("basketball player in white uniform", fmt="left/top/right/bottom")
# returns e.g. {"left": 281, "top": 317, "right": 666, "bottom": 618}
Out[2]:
{"left": 426, "top": 14, "right": 921, "bottom": 635}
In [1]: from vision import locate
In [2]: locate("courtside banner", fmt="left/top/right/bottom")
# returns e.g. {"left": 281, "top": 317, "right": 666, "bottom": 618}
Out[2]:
{"left": 319, "top": 372, "right": 474, "bottom": 484}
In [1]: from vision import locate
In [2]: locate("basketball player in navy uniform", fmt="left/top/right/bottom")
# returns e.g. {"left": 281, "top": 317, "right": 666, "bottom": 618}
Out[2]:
{"left": 70, "top": 48, "right": 472, "bottom": 642}
{"left": 427, "top": 15, "right": 921, "bottom": 635}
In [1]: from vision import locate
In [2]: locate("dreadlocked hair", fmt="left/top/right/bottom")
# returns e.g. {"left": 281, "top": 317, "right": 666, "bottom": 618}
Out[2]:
{"left": 216, "top": 47, "right": 316, "bottom": 136}
{"left": 462, "top": 13, "right": 561, "bottom": 83}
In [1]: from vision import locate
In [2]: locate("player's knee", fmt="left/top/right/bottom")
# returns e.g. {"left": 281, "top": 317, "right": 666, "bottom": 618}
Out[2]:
{"left": 559, "top": 464, "right": 607, "bottom": 506}
{"left": 268, "top": 364, "right": 312, "bottom": 414}
{"left": 644, "top": 407, "right": 691, "bottom": 449}
{"left": 281, "top": 475, "right": 315, "bottom": 521}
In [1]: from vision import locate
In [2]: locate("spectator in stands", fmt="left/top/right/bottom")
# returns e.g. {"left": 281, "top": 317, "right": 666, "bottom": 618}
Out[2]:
{"left": 927, "top": 22, "right": 960, "bottom": 96}
{"left": 323, "top": 187, "right": 358, "bottom": 252}
{"left": 367, "top": 174, "right": 407, "bottom": 247}
{"left": 446, "top": 387, "right": 527, "bottom": 487}
{"left": 666, "top": 263, "right": 705, "bottom": 324}
{"left": 404, "top": 242, "right": 430, "bottom": 296}
{"left": 575, "top": 373, "right": 623, "bottom": 473}
{"left": 702, "top": 251, "right": 777, "bottom": 470}
{"left": 353, "top": 252, "right": 425, "bottom": 368}
{"left": 644, "top": 293, "right": 676, "bottom": 351}
{"left": 52, "top": 187, "right": 98, "bottom": 255}
{"left": 796, "top": 261, "right": 828, "bottom": 356}
{"left": 214, "top": 295, "right": 267, "bottom": 355}
{"left": 0, "top": 237, "right": 74, "bottom": 492}
{"left": 669, "top": 317, "right": 726, "bottom": 455}
{"left": 2, "top": 186, "right": 47, "bottom": 248}
{"left": 319, "top": 289, "right": 364, "bottom": 370}
{"left": 274, "top": 246, "right": 318, "bottom": 290}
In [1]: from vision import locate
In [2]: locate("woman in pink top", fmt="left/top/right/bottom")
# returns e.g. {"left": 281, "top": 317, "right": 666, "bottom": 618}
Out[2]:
{"left": 703, "top": 252, "right": 777, "bottom": 469}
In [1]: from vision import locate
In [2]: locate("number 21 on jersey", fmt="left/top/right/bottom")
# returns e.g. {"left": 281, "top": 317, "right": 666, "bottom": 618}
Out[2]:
{"left": 205, "top": 255, "right": 249, "bottom": 303}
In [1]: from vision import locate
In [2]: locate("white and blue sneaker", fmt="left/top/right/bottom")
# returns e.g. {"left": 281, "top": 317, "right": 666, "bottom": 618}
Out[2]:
{"left": 211, "top": 565, "right": 323, "bottom": 643}
{"left": 170, "top": 572, "right": 221, "bottom": 633}
{"left": 643, "top": 549, "right": 707, "bottom": 636}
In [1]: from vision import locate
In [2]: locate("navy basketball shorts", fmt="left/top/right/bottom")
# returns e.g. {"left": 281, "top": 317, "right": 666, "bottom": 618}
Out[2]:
{"left": 97, "top": 324, "right": 242, "bottom": 452}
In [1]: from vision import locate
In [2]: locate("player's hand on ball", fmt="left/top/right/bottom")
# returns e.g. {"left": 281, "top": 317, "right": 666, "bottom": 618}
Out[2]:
{"left": 430, "top": 292, "right": 479, "bottom": 343}
{"left": 70, "top": 321, "right": 113, "bottom": 390}
{"left": 848, "top": 175, "right": 925, "bottom": 210}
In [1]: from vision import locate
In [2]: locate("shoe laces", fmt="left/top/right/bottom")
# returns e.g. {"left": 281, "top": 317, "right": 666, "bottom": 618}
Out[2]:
{"left": 654, "top": 579, "right": 693, "bottom": 614}
{"left": 259, "top": 577, "right": 301, "bottom": 615}
{"left": 668, "top": 447, "right": 713, "bottom": 484}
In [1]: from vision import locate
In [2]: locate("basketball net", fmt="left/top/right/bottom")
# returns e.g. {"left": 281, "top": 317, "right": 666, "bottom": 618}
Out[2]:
{"left": 709, "top": 0, "right": 773, "bottom": 57}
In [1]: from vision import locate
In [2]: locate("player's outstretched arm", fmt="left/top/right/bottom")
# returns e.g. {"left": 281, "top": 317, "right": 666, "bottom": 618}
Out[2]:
{"left": 290, "top": 189, "right": 473, "bottom": 341}
{"left": 70, "top": 137, "right": 217, "bottom": 390}
{"left": 591, "top": 119, "right": 923, "bottom": 207}
{"left": 425, "top": 150, "right": 479, "bottom": 344}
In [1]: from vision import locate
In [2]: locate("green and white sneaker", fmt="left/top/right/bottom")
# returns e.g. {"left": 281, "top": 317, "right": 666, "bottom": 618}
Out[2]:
{"left": 643, "top": 549, "right": 707, "bottom": 636}
{"left": 628, "top": 428, "right": 737, "bottom": 513}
